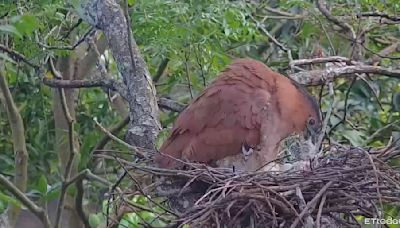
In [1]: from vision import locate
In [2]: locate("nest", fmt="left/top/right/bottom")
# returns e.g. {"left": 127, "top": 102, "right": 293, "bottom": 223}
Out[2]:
{"left": 104, "top": 144, "right": 400, "bottom": 228}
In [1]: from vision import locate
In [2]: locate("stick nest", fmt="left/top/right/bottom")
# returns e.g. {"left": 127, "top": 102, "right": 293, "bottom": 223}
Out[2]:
{"left": 111, "top": 144, "right": 400, "bottom": 228}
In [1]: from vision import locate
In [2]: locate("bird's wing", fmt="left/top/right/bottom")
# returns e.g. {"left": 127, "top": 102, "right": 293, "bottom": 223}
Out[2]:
{"left": 156, "top": 61, "right": 275, "bottom": 168}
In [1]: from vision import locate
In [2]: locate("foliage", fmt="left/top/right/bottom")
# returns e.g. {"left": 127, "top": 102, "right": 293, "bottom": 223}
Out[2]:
{"left": 0, "top": 0, "right": 399, "bottom": 227}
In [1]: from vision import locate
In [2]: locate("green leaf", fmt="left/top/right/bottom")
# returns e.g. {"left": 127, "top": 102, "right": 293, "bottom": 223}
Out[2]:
{"left": 36, "top": 175, "right": 48, "bottom": 195}
{"left": 13, "top": 15, "right": 39, "bottom": 36}
{"left": 342, "top": 130, "right": 364, "bottom": 147}
{"left": 89, "top": 214, "right": 103, "bottom": 228}
{"left": 0, "top": 25, "right": 22, "bottom": 38}
{"left": 0, "top": 191, "right": 22, "bottom": 208}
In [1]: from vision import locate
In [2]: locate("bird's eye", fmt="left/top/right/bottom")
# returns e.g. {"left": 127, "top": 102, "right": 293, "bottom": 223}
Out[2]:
{"left": 308, "top": 118, "right": 316, "bottom": 126}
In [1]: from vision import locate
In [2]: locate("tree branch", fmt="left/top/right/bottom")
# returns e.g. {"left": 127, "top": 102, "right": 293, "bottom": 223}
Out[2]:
{"left": 42, "top": 77, "right": 185, "bottom": 113}
{"left": 0, "top": 44, "right": 39, "bottom": 69}
{"left": 358, "top": 12, "right": 400, "bottom": 22}
{"left": 0, "top": 69, "right": 28, "bottom": 226}
{"left": 76, "top": 0, "right": 161, "bottom": 150}
{"left": 316, "top": 0, "right": 356, "bottom": 40}
{"left": 0, "top": 175, "right": 51, "bottom": 228}
{"left": 289, "top": 64, "right": 400, "bottom": 85}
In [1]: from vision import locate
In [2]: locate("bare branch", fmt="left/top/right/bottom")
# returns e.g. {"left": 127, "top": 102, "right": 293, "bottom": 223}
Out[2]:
{"left": 77, "top": 0, "right": 161, "bottom": 149}
{"left": 158, "top": 97, "right": 186, "bottom": 113}
{"left": 249, "top": 14, "right": 288, "bottom": 52}
{"left": 0, "top": 175, "right": 51, "bottom": 228}
{"left": 0, "top": 44, "right": 39, "bottom": 69}
{"left": 358, "top": 12, "right": 400, "bottom": 22}
{"left": 37, "top": 28, "right": 95, "bottom": 50}
{"left": 290, "top": 65, "right": 400, "bottom": 85}
{"left": 316, "top": 0, "right": 356, "bottom": 40}
{"left": 291, "top": 56, "right": 356, "bottom": 66}
{"left": 153, "top": 58, "right": 169, "bottom": 83}
{"left": 42, "top": 77, "right": 184, "bottom": 113}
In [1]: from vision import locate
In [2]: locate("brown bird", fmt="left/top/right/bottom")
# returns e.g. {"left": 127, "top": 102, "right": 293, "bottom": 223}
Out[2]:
{"left": 155, "top": 58, "right": 321, "bottom": 171}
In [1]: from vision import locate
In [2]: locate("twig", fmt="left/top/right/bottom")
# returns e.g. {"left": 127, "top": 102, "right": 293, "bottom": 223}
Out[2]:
{"left": 92, "top": 116, "right": 130, "bottom": 154}
{"left": 93, "top": 119, "right": 147, "bottom": 158}
{"left": 153, "top": 58, "right": 169, "bottom": 83}
{"left": 184, "top": 48, "right": 194, "bottom": 99}
{"left": 316, "top": 0, "right": 356, "bottom": 40}
{"left": 317, "top": 82, "right": 335, "bottom": 154}
{"left": 0, "top": 44, "right": 39, "bottom": 69}
{"left": 43, "top": 78, "right": 184, "bottom": 113}
{"left": 289, "top": 181, "right": 333, "bottom": 228}
{"left": 316, "top": 193, "right": 327, "bottom": 228}
{"left": 123, "top": 0, "right": 137, "bottom": 74}
{"left": 38, "top": 28, "right": 95, "bottom": 50}
{"left": 291, "top": 56, "right": 355, "bottom": 66}
{"left": 0, "top": 175, "right": 51, "bottom": 228}
{"left": 75, "top": 178, "right": 90, "bottom": 228}
{"left": 329, "top": 77, "right": 356, "bottom": 133}
{"left": 54, "top": 86, "right": 76, "bottom": 228}
{"left": 158, "top": 97, "right": 186, "bottom": 112}
{"left": 289, "top": 64, "right": 400, "bottom": 85}
{"left": 249, "top": 14, "right": 288, "bottom": 52}
{"left": 365, "top": 120, "right": 400, "bottom": 146}
{"left": 358, "top": 12, "right": 400, "bottom": 22}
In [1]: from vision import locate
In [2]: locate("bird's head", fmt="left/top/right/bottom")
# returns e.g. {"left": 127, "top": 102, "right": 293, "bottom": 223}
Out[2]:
{"left": 278, "top": 117, "right": 322, "bottom": 162}
{"left": 278, "top": 96, "right": 322, "bottom": 162}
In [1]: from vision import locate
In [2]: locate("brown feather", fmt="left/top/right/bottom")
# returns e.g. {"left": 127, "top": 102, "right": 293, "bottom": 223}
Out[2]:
{"left": 155, "top": 58, "right": 321, "bottom": 169}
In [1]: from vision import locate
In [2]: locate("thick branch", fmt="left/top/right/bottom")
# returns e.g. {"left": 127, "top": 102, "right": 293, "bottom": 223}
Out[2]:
{"left": 0, "top": 70, "right": 28, "bottom": 226}
{"left": 76, "top": 0, "right": 161, "bottom": 149}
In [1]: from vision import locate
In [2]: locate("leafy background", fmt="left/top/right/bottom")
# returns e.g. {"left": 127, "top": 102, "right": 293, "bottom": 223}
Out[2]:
{"left": 0, "top": 0, "right": 399, "bottom": 227}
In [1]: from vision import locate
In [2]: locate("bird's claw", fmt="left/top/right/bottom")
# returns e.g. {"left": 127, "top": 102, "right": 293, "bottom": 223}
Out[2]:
{"left": 242, "top": 144, "right": 254, "bottom": 160}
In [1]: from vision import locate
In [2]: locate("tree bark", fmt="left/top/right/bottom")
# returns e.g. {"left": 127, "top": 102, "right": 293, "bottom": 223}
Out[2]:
{"left": 0, "top": 69, "right": 28, "bottom": 227}
{"left": 74, "top": 0, "right": 161, "bottom": 149}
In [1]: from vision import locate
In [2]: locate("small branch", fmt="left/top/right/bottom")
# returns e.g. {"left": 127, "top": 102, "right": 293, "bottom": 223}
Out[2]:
{"left": 365, "top": 120, "right": 400, "bottom": 145}
{"left": 291, "top": 56, "right": 355, "bottom": 66}
{"left": 153, "top": 58, "right": 169, "bottom": 83}
{"left": 317, "top": 82, "right": 335, "bottom": 154}
{"left": 316, "top": 193, "right": 327, "bottom": 228}
{"left": 37, "top": 28, "right": 95, "bottom": 51}
{"left": 289, "top": 65, "right": 400, "bottom": 85}
{"left": 329, "top": 77, "right": 356, "bottom": 133}
{"left": 0, "top": 174, "right": 51, "bottom": 228}
{"left": 262, "top": 5, "right": 303, "bottom": 18}
{"left": 316, "top": 0, "right": 356, "bottom": 40}
{"left": 42, "top": 77, "right": 128, "bottom": 99}
{"left": 94, "top": 119, "right": 149, "bottom": 159}
{"left": 184, "top": 48, "right": 194, "bottom": 99}
{"left": 123, "top": 0, "right": 137, "bottom": 74}
{"left": 53, "top": 65, "right": 76, "bottom": 228}
{"left": 358, "top": 12, "right": 400, "bottom": 22}
{"left": 289, "top": 181, "right": 333, "bottom": 228}
{"left": 158, "top": 97, "right": 186, "bottom": 113}
{"left": 0, "top": 44, "right": 39, "bottom": 69}
{"left": 43, "top": 77, "right": 185, "bottom": 113}
{"left": 249, "top": 14, "right": 288, "bottom": 52}
{"left": 75, "top": 178, "right": 90, "bottom": 228}
{"left": 92, "top": 116, "right": 130, "bottom": 153}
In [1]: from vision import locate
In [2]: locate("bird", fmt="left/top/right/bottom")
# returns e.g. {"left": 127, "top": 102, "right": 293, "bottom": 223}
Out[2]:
{"left": 155, "top": 58, "right": 322, "bottom": 172}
